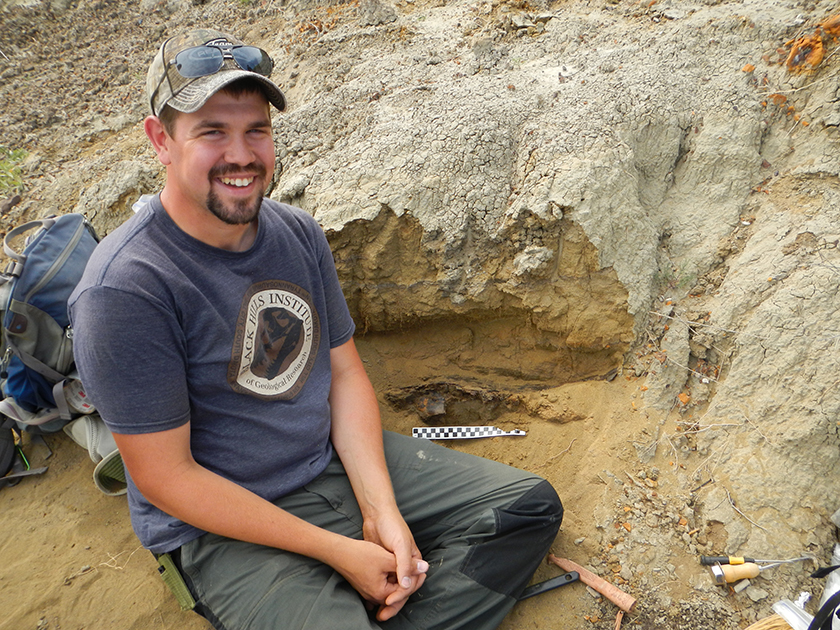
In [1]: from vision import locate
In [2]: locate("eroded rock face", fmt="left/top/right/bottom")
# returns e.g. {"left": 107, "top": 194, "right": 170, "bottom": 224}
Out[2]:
{"left": 3, "top": 0, "right": 840, "bottom": 623}
{"left": 327, "top": 207, "right": 633, "bottom": 384}
{"left": 259, "top": 0, "right": 840, "bottom": 559}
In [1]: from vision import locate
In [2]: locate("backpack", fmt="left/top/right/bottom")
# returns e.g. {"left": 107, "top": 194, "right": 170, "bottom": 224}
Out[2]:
{"left": 0, "top": 213, "right": 99, "bottom": 433}
{"left": 0, "top": 213, "right": 127, "bottom": 495}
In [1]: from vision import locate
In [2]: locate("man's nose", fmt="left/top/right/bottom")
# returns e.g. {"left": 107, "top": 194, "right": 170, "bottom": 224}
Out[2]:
{"left": 225, "top": 134, "right": 257, "bottom": 165}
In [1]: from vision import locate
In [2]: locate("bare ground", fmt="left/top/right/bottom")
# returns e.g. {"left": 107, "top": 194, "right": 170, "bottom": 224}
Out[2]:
{"left": 2, "top": 1, "right": 839, "bottom": 629}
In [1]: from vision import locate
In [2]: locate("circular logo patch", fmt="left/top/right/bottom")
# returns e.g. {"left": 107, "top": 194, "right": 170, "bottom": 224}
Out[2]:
{"left": 228, "top": 280, "right": 321, "bottom": 399}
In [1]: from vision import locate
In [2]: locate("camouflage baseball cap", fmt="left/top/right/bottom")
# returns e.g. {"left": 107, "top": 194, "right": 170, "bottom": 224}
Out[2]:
{"left": 146, "top": 28, "right": 286, "bottom": 117}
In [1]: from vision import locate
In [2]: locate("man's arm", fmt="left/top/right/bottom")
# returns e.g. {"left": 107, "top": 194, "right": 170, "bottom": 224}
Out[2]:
{"left": 113, "top": 420, "right": 407, "bottom": 607}
{"left": 328, "top": 338, "right": 428, "bottom": 621}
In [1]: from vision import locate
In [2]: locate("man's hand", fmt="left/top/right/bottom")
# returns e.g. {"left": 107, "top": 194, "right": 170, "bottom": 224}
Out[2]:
{"left": 327, "top": 339, "right": 428, "bottom": 620}
{"left": 363, "top": 509, "right": 429, "bottom": 621}
{"left": 330, "top": 538, "right": 403, "bottom": 608}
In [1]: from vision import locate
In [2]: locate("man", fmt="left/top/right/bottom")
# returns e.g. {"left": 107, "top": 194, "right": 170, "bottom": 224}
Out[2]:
{"left": 69, "top": 29, "right": 563, "bottom": 630}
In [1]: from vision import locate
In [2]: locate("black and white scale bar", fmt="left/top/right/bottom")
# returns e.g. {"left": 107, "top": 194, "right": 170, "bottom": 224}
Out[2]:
{"left": 411, "top": 426, "right": 527, "bottom": 440}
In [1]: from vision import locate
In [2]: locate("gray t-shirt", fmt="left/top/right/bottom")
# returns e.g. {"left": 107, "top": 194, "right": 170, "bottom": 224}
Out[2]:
{"left": 69, "top": 195, "right": 355, "bottom": 553}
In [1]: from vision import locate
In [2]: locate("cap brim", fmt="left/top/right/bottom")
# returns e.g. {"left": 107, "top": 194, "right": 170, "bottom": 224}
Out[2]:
{"left": 167, "top": 69, "right": 286, "bottom": 114}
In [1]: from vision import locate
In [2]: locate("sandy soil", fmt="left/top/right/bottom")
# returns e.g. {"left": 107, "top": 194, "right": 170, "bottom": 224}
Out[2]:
{"left": 2, "top": 1, "right": 836, "bottom": 629}
{"left": 2, "top": 332, "right": 731, "bottom": 630}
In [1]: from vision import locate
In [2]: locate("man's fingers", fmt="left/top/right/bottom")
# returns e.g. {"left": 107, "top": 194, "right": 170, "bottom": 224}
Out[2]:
{"left": 399, "top": 560, "right": 429, "bottom": 587}
{"left": 396, "top": 550, "right": 428, "bottom": 586}
{"left": 377, "top": 595, "right": 410, "bottom": 622}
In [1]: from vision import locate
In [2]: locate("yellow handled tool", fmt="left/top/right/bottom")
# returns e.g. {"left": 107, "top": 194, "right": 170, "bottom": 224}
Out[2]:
{"left": 701, "top": 554, "right": 812, "bottom": 566}
{"left": 709, "top": 562, "right": 780, "bottom": 584}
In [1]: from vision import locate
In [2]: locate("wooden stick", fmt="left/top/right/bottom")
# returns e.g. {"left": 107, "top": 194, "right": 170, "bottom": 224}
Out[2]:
{"left": 615, "top": 610, "right": 625, "bottom": 630}
{"left": 548, "top": 555, "right": 637, "bottom": 613}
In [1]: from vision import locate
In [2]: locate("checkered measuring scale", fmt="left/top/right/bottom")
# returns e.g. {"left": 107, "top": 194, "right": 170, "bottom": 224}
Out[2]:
{"left": 411, "top": 426, "right": 527, "bottom": 440}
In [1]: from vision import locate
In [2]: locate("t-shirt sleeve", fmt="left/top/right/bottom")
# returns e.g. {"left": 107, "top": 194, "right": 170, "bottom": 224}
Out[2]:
{"left": 313, "top": 224, "right": 356, "bottom": 349}
{"left": 70, "top": 285, "right": 191, "bottom": 435}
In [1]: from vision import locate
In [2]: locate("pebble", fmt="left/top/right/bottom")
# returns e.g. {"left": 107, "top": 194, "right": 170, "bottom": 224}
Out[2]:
{"left": 733, "top": 579, "right": 750, "bottom": 593}
{"left": 745, "top": 586, "right": 769, "bottom": 601}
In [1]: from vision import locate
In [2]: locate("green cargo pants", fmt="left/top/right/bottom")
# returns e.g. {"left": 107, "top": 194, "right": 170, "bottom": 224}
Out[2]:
{"left": 175, "top": 431, "right": 563, "bottom": 630}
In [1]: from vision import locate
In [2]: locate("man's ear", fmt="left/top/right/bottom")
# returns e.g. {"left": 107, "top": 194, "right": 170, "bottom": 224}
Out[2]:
{"left": 144, "top": 115, "right": 173, "bottom": 166}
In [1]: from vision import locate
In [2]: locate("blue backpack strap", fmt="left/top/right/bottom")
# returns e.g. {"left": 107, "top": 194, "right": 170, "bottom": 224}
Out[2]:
{"left": 5, "top": 337, "right": 66, "bottom": 383}
{"left": 2, "top": 218, "right": 58, "bottom": 277}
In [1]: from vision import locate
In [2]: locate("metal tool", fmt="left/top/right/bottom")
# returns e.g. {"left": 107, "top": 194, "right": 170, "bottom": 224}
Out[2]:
{"left": 700, "top": 554, "right": 813, "bottom": 566}
{"left": 709, "top": 562, "right": 781, "bottom": 584}
{"left": 518, "top": 571, "right": 579, "bottom": 600}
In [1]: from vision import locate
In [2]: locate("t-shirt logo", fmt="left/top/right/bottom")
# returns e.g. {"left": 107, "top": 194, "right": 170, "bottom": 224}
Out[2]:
{"left": 228, "top": 280, "right": 321, "bottom": 399}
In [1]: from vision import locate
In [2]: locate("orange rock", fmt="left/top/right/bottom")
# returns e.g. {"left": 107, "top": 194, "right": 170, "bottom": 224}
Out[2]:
{"left": 786, "top": 33, "right": 825, "bottom": 72}
{"left": 822, "top": 14, "right": 840, "bottom": 37}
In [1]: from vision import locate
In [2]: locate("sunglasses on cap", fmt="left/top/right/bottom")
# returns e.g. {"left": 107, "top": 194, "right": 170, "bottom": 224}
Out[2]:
{"left": 150, "top": 39, "right": 274, "bottom": 116}
{"left": 171, "top": 43, "right": 274, "bottom": 78}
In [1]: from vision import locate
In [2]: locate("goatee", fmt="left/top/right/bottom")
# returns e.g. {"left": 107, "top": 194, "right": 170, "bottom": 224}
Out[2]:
{"left": 206, "top": 163, "right": 268, "bottom": 225}
{"left": 207, "top": 189, "right": 263, "bottom": 225}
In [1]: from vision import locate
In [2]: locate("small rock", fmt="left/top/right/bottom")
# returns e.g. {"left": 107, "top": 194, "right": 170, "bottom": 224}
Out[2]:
{"left": 586, "top": 585, "right": 602, "bottom": 600}
{"left": 414, "top": 393, "right": 445, "bottom": 419}
{"left": 745, "top": 585, "right": 769, "bottom": 601}
{"left": 359, "top": 0, "right": 397, "bottom": 26}
{"left": 0, "top": 194, "right": 21, "bottom": 215}
{"left": 511, "top": 14, "right": 535, "bottom": 29}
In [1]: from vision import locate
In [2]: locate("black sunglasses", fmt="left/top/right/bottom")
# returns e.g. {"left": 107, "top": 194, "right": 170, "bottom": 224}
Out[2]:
{"left": 171, "top": 44, "right": 274, "bottom": 78}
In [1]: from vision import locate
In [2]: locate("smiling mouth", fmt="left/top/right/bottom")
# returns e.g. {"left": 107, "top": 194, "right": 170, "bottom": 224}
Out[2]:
{"left": 220, "top": 176, "right": 255, "bottom": 187}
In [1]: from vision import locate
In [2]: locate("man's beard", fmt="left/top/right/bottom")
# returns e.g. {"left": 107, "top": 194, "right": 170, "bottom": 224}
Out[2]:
{"left": 206, "top": 189, "right": 263, "bottom": 225}
{"left": 206, "top": 164, "right": 268, "bottom": 225}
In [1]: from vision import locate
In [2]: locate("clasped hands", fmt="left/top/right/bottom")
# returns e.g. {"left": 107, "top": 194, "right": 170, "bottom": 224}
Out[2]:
{"left": 335, "top": 512, "right": 429, "bottom": 622}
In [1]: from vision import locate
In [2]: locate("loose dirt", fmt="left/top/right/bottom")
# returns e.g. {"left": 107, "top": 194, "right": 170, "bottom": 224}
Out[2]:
{"left": 2, "top": 1, "right": 839, "bottom": 629}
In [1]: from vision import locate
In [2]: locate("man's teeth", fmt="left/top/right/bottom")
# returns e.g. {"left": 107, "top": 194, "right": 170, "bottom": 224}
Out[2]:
{"left": 221, "top": 177, "right": 254, "bottom": 187}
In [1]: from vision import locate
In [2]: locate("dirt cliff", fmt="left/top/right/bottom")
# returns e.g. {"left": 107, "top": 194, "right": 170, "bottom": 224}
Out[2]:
{"left": 2, "top": 1, "right": 840, "bottom": 629}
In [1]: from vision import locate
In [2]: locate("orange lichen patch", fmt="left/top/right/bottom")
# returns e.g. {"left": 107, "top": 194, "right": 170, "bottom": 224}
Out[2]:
{"left": 678, "top": 392, "right": 690, "bottom": 405}
{"left": 822, "top": 14, "right": 840, "bottom": 37}
{"left": 742, "top": 63, "right": 756, "bottom": 72}
{"left": 678, "top": 516, "right": 688, "bottom": 527}
{"left": 786, "top": 33, "right": 825, "bottom": 72}
{"left": 769, "top": 93, "right": 787, "bottom": 106}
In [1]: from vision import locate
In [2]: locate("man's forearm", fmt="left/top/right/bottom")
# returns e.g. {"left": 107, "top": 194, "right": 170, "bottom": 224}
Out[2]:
{"left": 115, "top": 429, "right": 347, "bottom": 562}
{"left": 327, "top": 339, "right": 427, "bottom": 621}
{"left": 328, "top": 340, "right": 398, "bottom": 519}
{"left": 116, "top": 428, "right": 410, "bottom": 607}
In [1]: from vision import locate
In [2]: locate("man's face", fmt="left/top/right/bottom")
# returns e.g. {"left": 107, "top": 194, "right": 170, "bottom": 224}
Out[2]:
{"left": 162, "top": 89, "right": 274, "bottom": 225}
